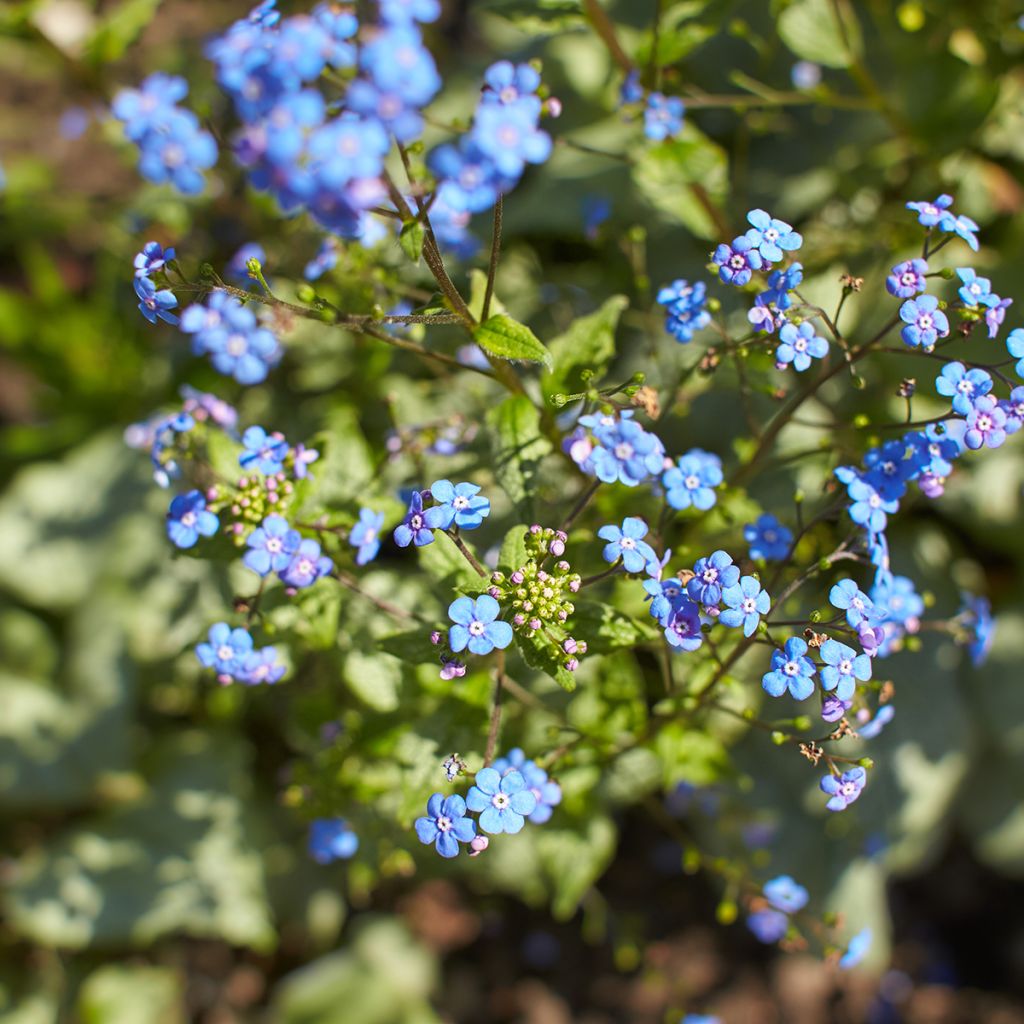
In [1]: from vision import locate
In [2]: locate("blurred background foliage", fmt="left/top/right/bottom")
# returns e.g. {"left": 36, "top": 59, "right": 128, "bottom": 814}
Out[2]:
{"left": 2, "top": 0, "right": 1024, "bottom": 1021}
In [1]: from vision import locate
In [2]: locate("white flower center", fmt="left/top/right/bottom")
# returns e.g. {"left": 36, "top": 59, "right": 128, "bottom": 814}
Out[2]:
{"left": 469, "top": 620, "right": 486, "bottom": 636}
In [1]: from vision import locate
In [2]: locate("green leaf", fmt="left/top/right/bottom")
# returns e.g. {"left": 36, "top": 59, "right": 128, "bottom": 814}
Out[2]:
{"left": 542, "top": 295, "right": 628, "bottom": 399}
{"left": 572, "top": 600, "right": 658, "bottom": 654}
{"left": 343, "top": 649, "right": 403, "bottom": 712}
{"left": 635, "top": 2, "right": 715, "bottom": 66}
{"left": 472, "top": 314, "right": 553, "bottom": 370}
{"left": 78, "top": 965, "right": 184, "bottom": 1024}
{"left": 378, "top": 629, "right": 435, "bottom": 666}
{"left": 777, "top": 0, "right": 862, "bottom": 69}
{"left": 497, "top": 523, "right": 530, "bottom": 574}
{"left": 85, "top": 0, "right": 163, "bottom": 64}
{"left": 398, "top": 221, "right": 425, "bottom": 263}
{"left": 467, "top": 268, "right": 506, "bottom": 320}
{"left": 485, "top": 396, "right": 553, "bottom": 519}
{"left": 515, "top": 631, "right": 576, "bottom": 691}
{"left": 632, "top": 126, "right": 729, "bottom": 240}
{"left": 653, "top": 722, "right": 732, "bottom": 788}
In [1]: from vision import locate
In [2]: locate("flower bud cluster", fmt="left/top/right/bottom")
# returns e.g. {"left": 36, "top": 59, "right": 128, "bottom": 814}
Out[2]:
{"left": 219, "top": 474, "right": 296, "bottom": 544}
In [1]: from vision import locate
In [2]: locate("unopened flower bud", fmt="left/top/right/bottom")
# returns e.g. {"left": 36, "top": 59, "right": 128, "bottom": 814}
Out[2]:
{"left": 563, "top": 637, "right": 578, "bottom": 654}
{"left": 488, "top": 586, "right": 501, "bottom": 599}
{"left": 529, "top": 524, "right": 542, "bottom": 535}
{"left": 569, "top": 579, "right": 580, "bottom": 592}
{"left": 529, "top": 618, "right": 541, "bottom": 631}
{"left": 513, "top": 613, "right": 526, "bottom": 626}
{"left": 468, "top": 835, "right": 489, "bottom": 856}
{"left": 565, "top": 657, "right": 578, "bottom": 671}
{"left": 548, "top": 538, "right": 565, "bottom": 556}
{"left": 511, "top": 570, "right": 525, "bottom": 584}
{"left": 430, "top": 631, "right": 442, "bottom": 645}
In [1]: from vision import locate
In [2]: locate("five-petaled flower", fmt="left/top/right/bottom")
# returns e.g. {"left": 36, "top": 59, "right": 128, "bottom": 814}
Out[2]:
{"left": 466, "top": 766, "right": 538, "bottom": 834}
{"left": 415, "top": 793, "right": 476, "bottom": 857}
{"left": 762, "top": 636, "right": 816, "bottom": 700}
{"left": 819, "top": 638, "right": 872, "bottom": 701}
{"left": 448, "top": 594, "right": 513, "bottom": 655}
{"left": 719, "top": 575, "right": 771, "bottom": 637}
{"left": 244, "top": 514, "right": 300, "bottom": 575}
{"left": 350, "top": 507, "right": 385, "bottom": 565}
{"left": 166, "top": 489, "right": 219, "bottom": 548}
{"left": 775, "top": 321, "right": 828, "bottom": 372}
{"left": 820, "top": 766, "right": 867, "bottom": 812}
{"left": 428, "top": 479, "right": 490, "bottom": 530}
{"left": 308, "top": 818, "right": 359, "bottom": 862}
{"left": 597, "top": 517, "right": 657, "bottom": 574}
{"left": 899, "top": 295, "right": 948, "bottom": 349}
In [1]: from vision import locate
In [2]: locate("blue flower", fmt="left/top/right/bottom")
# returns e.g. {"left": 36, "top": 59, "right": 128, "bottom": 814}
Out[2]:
{"left": 472, "top": 97, "right": 551, "bottom": 178}
{"left": 964, "top": 395, "right": 1007, "bottom": 450}
{"left": 620, "top": 69, "right": 644, "bottom": 104}
{"left": 428, "top": 479, "right": 490, "bottom": 530}
{"left": 196, "top": 622, "right": 254, "bottom": 677}
{"left": 744, "top": 208, "right": 802, "bottom": 263}
{"left": 764, "top": 876, "right": 808, "bottom": 913}
{"left": 871, "top": 574, "right": 923, "bottom": 627}
{"left": 657, "top": 279, "right": 710, "bottom": 343}
{"left": 687, "top": 550, "right": 739, "bottom": 606}
{"left": 350, "top": 508, "right": 384, "bottom": 565}
{"left": 643, "top": 92, "right": 685, "bottom": 141}
{"left": 134, "top": 241, "right": 175, "bottom": 277}
{"left": 244, "top": 514, "right": 300, "bottom": 575}
{"left": 747, "top": 909, "right": 788, "bottom": 943}
{"left": 394, "top": 490, "right": 441, "bottom": 547}
{"left": 308, "top": 818, "right": 359, "bottom": 863}
{"left": 744, "top": 514, "right": 792, "bottom": 561}
{"left": 448, "top": 594, "right": 513, "bottom": 656}
{"left": 291, "top": 442, "right": 319, "bottom": 480}
{"left": 237, "top": 645, "right": 286, "bottom": 685}
{"left": 682, "top": 1016, "right": 721, "bottom": 1024}
{"left": 598, "top": 517, "right": 657, "bottom": 573}
{"left": 179, "top": 292, "right": 282, "bottom": 385}
{"left": 1007, "top": 326, "right": 1024, "bottom": 377}
{"left": 858, "top": 705, "right": 895, "bottom": 739}
{"left": 713, "top": 234, "right": 763, "bottom": 285}
{"left": 380, "top": 0, "right": 440, "bottom": 25}
{"left": 226, "top": 243, "right": 267, "bottom": 285}
{"left": 492, "top": 748, "right": 562, "bottom": 825}
{"left": 762, "top": 637, "right": 816, "bottom": 700}
{"left": 644, "top": 576, "right": 689, "bottom": 625}
{"left": 956, "top": 267, "right": 991, "bottom": 307}
{"left": 240, "top": 425, "right": 289, "bottom": 475}
{"left": 829, "top": 579, "right": 881, "bottom": 627}
{"left": 906, "top": 194, "right": 953, "bottom": 228}
{"left": 886, "top": 258, "right": 927, "bottom": 298}
{"left": 775, "top": 321, "right": 828, "bottom": 371}
{"left": 820, "top": 766, "right": 866, "bottom": 812}
{"left": 303, "top": 238, "right": 338, "bottom": 281}
{"left": 482, "top": 60, "right": 541, "bottom": 104}
{"left": 466, "top": 766, "right": 538, "bottom": 834}
{"left": 278, "top": 538, "right": 333, "bottom": 588}
{"left": 819, "top": 638, "right": 872, "bottom": 701}
{"left": 719, "top": 576, "right": 771, "bottom": 637}
{"left": 415, "top": 793, "right": 476, "bottom": 857}
{"left": 844, "top": 474, "right": 898, "bottom": 535}
{"left": 959, "top": 592, "right": 994, "bottom": 666}
{"left": 1001, "top": 386, "right": 1024, "bottom": 435}
{"left": 166, "top": 489, "right": 219, "bottom": 548}
{"left": 983, "top": 295, "right": 1011, "bottom": 339}
{"left": 935, "top": 361, "right": 993, "bottom": 416}
{"left": 839, "top": 927, "right": 872, "bottom": 969}
{"left": 950, "top": 212, "right": 980, "bottom": 252}
{"left": 134, "top": 275, "right": 179, "bottom": 325}
{"left": 662, "top": 449, "right": 722, "bottom": 511}
{"left": 899, "top": 294, "right": 948, "bottom": 348}
{"left": 588, "top": 414, "right": 666, "bottom": 487}
{"left": 361, "top": 25, "right": 440, "bottom": 107}
{"left": 664, "top": 599, "right": 703, "bottom": 652}
{"left": 760, "top": 263, "right": 803, "bottom": 309}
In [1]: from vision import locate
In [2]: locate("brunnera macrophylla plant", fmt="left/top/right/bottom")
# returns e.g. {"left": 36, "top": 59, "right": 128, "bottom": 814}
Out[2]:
{"left": 115, "top": 0, "right": 1005, "bottom": 969}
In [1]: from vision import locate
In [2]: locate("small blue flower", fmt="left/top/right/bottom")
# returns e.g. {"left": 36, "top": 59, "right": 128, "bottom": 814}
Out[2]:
{"left": 620, "top": 69, "right": 644, "bottom": 104}
{"left": 166, "top": 490, "right": 219, "bottom": 548}
{"left": 588, "top": 414, "right": 666, "bottom": 487}
{"left": 983, "top": 295, "right": 1011, "bottom": 339}
{"left": 858, "top": 705, "right": 895, "bottom": 739}
{"left": 764, "top": 875, "right": 808, "bottom": 913}
{"left": 657, "top": 279, "right": 710, "bottom": 343}
{"left": 819, "top": 638, "right": 872, "bottom": 701}
{"left": 664, "top": 599, "right": 703, "bottom": 652}
{"left": 643, "top": 92, "right": 685, "bottom": 141}
{"left": 597, "top": 517, "right": 657, "bottom": 574}
{"left": 959, "top": 592, "right": 993, "bottom": 666}
{"left": 644, "top": 576, "right": 689, "bottom": 626}
{"left": 196, "top": 622, "right": 254, "bottom": 677}
{"left": 935, "top": 361, "right": 993, "bottom": 416}
{"left": 906, "top": 194, "right": 953, "bottom": 228}
{"left": 956, "top": 267, "right": 991, "bottom": 307}
{"left": 1001, "top": 386, "right": 1024, "bottom": 435}
{"left": 682, "top": 1016, "right": 722, "bottom": 1024}
{"left": 829, "top": 579, "right": 881, "bottom": 627}
{"left": 428, "top": 479, "right": 490, "bottom": 530}
{"left": 744, "top": 514, "right": 792, "bottom": 561}
{"left": 760, "top": 263, "right": 803, "bottom": 309}
{"left": 308, "top": 818, "right": 359, "bottom": 863}
{"left": 482, "top": 60, "right": 541, "bottom": 104}
{"left": 820, "top": 766, "right": 866, "bottom": 812}
{"left": 278, "top": 538, "right": 333, "bottom": 588}
{"left": 466, "top": 766, "right": 538, "bottom": 834}
{"left": 775, "top": 321, "right": 828, "bottom": 371}
{"left": 744, "top": 208, "right": 802, "bottom": 263}
{"left": 134, "top": 240, "right": 175, "bottom": 277}
{"left": 844, "top": 474, "right": 898, "bottom": 535}
{"left": 1007, "top": 327, "right": 1024, "bottom": 378}
{"left": 899, "top": 294, "right": 949, "bottom": 348}
{"left": 134, "top": 275, "right": 179, "bottom": 325}
{"left": 687, "top": 550, "right": 739, "bottom": 606}
{"left": 291, "top": 442, "right": 319, "bottom": 480}
{"left": 762, "top": 637, "right": 816, "bottom": 700}
{"left": 237, "top": 645, "right": 286, "bottom": 685}
{"left": 713, "top": 234, "right": 763, "bottom": 286}
{"left": 303, "top": 238, "right": 338, "bottom": 281}
{"left": 472, "top": 98, "right": 551, "bottom": 178}
{"left": 350, "top": 508, "right": 385, "bottom": 566}
{"left": 886, "top": 258, "right": 927, "bottom": 298}
{"left": 244, "top": 514, "right": 300, "bottom": 576}
{"left": 415, "top": 793, "right": 476, "bottom": 858}
{"left": 394, "top": 490, "right": 440, "bottom": 547}
{"left": 839, "top": 927, "right": 872, "bottom": 969}
{"left": 963, "top": 395, "right": 1007, "bottom": 450}
{"left": 719, "top": 575, "right": 771, "bottom": 637}
{"left": 240, "top": 425, "right": 289, "bottom": 475}
{"left": 662, "top": 449, "right": 722, "bottom": 511}
{"left": 747, "top": 909, "right": 789, "bottom": 943}
{"left": 448, "top": 594, "right": 513, "bottom": 655}
{"left": 950, "top": 213, "right": 980, "bottom": 252}
{"left": 492, "top": 748, "right": 562, "bottom": 825}
{"left": 871, "top": 574, "right": 923, "bottom": 627}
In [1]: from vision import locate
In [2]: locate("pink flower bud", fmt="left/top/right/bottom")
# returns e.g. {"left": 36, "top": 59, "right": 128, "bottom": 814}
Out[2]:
{"left": 537, "top": 570, "right": 549, "bottom": 583}
{"left": 529, "top": 524, "right": 542, "bottom": 535}
{"left": 546, "top": 96, "right": 562, "bottom": 118}
{"left": 430, "top": 631, "right": 442, "bottom": 645}
{"left": 468, "top": 835, "right": 489, "bottom": 856}
{"left": 563, "top": 637, "right": 578, "bottom": 654}
{"left": 510, "top": 570, "right": 525, "bottom": 585}
{"left": 513, "top": 613, "right": 526, "bottom": 626}
{"left": 564, "top": 658, "right": 578, "bottom": 672}
{"left": 556, "top": 561, "right": 570, "bottom": 572}
{"left": 206, "top": 488, "right": 218, "bottom": 501}
{"left": 487, "top": 586, "right": 501, "bottom": 599}
{"left": 569, "top": 579, "right": 580, "bottom": 592}
{"left": 529, "top": 618, "right": 542, "bottom": 631}
{"left": 548, "top": 539, "right": 565, "bottom": 556}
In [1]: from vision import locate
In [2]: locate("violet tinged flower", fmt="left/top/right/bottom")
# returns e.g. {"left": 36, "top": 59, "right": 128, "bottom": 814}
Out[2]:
{"left": 857, "top": 621, "right": 885, "bottom": 657}
{"left": 682, "top": 1016, "right": 721, "bottom": 1024}
{"left": 196, "top": 622, "right": 254, "bottom": 677}
{"left": 906, "top": 194, "right": 954, "bottom": 228}
{"left": 858, "top": 704, "right": 895, "bottom": 739}
{"left": 244, "top": 514, "right": 300, "bottom": 575}
{"left": 134, "top": 240, "right": 175, "bottom": 277}
{"left": 845, "top": 474, "right": 898, "bottom": 535}
{"left": 644, "top": 576, "right": 689, "bottom": 626}
{"left": 886, "top": 258, "right": 928, "bottom": 298}
{"left": 482, "top": 60, "right": 541, "bottom": 104}
{"left": 598, "top": 516, "right": 658, "bottom": 573}
{"left": 238, "top": 645, "right": 286, "bottom": 685}
{"left": 394, "top": 490, "right": 439, "bottom": 547}
{"left": 492, "top": 748, "right": 562, "bottom": 825}
{"left": 657, "top": 279, "right": 710, "bottom": 343}
{"left": 448, "top": 594, "right": 513, "bottom": 655}
{"left": 428, "top": 479, "right": 490, "bottom": 530}
{"left": 466, "top": 766, "right": 537, "bottom": 834}
{"left": 959, "top": 592, "right": 994, "bottom": 666}
{"left": 308, "top": 818, "right": 358, "bottom": 862}
{"left": 829, "top": 579, "right": 882, "bottom": 628}
{"left": 963, "top": 395, "right": 1007, "bottom": 450}
{"left": 134, "top": 275, "right": 179, "bottom": 325}
{"left": 664, "top": 599, "right": 703, "bottom": 652}
{"left": 1007, "top": 327, "right": 1024, "bottom": 378}
{"left": 935, "top": 362, "right": 993, "bottom": 416}
{"left": 472, "top": 98, "right": 551, "bottom": 178}
{"left": 240, "top": 425, "right": 289, "bottom": 475}
{"left": 983, "top": 295, "right": 1011, "bottom": 339}
{"left": 748, "top": 299, "right": 785, "bottom": 334}
{"left": 762, "top": 637, "right": 816, "bottom": 700}
{"left": 899, "top": 294, "right": 948, "bottom": 349}
{"left": 643, "top": 92, "right": 685, "bottom": 141}
{"left": 291, "top": 442, "right": 319, "bottom": 480}
{"left": 719, "top": 576, "right": 771, "bottom": 637}
{"left": 687, "top": 550, "right": 739, "bottom": 607}
{"left": 350, "top": 508, "right": 384, "bottom": 565}
{"left": 662, "top": 448, "right": 723, "bottom": 511}
{"left": 839, "top": 928, "right": 872, "bottom": 969}
{"left": 776, "top": 320, "right": 828, "bottom": 372}
{"left": 820, "top": 766, "right": 866, "bottom": 812}
{"left": 764, "top": 875, "right": 809, "bottom": 913}
{"left": 872, "top": 574, "right": 923, "bottom": 628}
{"left": 180, "top": 292, "right": 282, "bottom": 385}
{"left": 713, "top": 234, "right": 763, "bottom": 286}
{"left": 956, "top": 267, "right": 991, "bottom": 307}
{"left": 304, "top": 238, "right": 338, "bottom": 281}
{"left": 589, "top": 414, "right": 666, "bottom": 486}
{"left": 950, "top": 213, "right": 980, "bottom": 252}
{"left": 744, "top": 513, "right": 792, "bottom": 561}
{"left": 166, "top": 489, "right": 219, "bottom": 548}
{"left": 620, "top": 69, "right": 644, "bottom": 104}
{"left": 819, "top": 638, "right": 872, "bottom": 701}
{"left": 744, "top": 208, "right": 802, "bottom": 263}
{"left": 760, "top": 263, "right": 803, "bottom": 309}
{"left": 415, "top": 793, "right": 476, "bottom": 857}
{"left": 278, "top": 538, "right": 333, "bottom": 588}
{"left": 821, "top": 695, "right": 851, "bottom": 722}
{"left": 439, "top": 655, "right": 466, "bottom": 680}
{"left": 747, "top": 909, "right": 788, "bottom": 943}
{"left": 1001, "top": 386, "right": 1024, "bottom": 434}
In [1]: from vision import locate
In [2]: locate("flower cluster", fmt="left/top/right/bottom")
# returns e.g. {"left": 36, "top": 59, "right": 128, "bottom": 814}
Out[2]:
{"left": 657, "top": 279, "right": 711, "bottom": 343}
{"left": 195, "top": 622, "right": 285, "bottom": 685}
{"left": 747, "top": 874, "right": 808, "bottom": 943}
{"left": 393, "top": 478, "right": 490, "bottom": 548}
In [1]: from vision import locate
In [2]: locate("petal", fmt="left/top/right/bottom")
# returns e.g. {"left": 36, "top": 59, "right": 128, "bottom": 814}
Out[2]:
{"left": 467, "top": 633, "right": 495, "bottom": 656}
{"left": 473, "top": 593, "right": 500, "bottom": 622}
{"left": 500, "top": 810, "right": 526, "bottom": 834}
{"left": 509, "top": 789, "right": 537, "bottom": 815}
{"left": 415, "top": 817, "right": 439, "bottom": 844}
{"left": 448, "top": 596, "right": 475, "bottom": 625}
{"left": 427, "top": 793, "right": 444, "bottom": 818}
{"left": 500, "top": 771, "right": 526, "bottom": 795}
{"left": 451, "top": 816, "right": 476, "bottom": 843}
{"left": 465, "top": 786, "right": 488, "bottom": 812}
{"left": 442, "top": 794, "right": 466, "bottom": 818}
{"left": 436, "top": 831, "right": 460, "bottom": 857}
{"left": 474, "top": 767, "right": 501, "bottom": 795}
{"left": 478, "top": 806, "right": 504, "bottom": 834}
{"left": 448, "top": 624, "right": 469, "bottom": 653}
{"left": 429, "top": 479, "right": 455, "bottom": 503}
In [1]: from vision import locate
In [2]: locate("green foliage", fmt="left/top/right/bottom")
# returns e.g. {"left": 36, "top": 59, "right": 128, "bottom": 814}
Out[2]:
{"left": 542, "top": 294, "right": 628, "bottom": 399}
{"left": 472, "top": 314, "right": 553, "bottom": 370}
{"left": 485, "top": 395, "right": 554, "bottom": 520}
{"left": 776, "top": 0, "right": 863, "bottom": 68}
